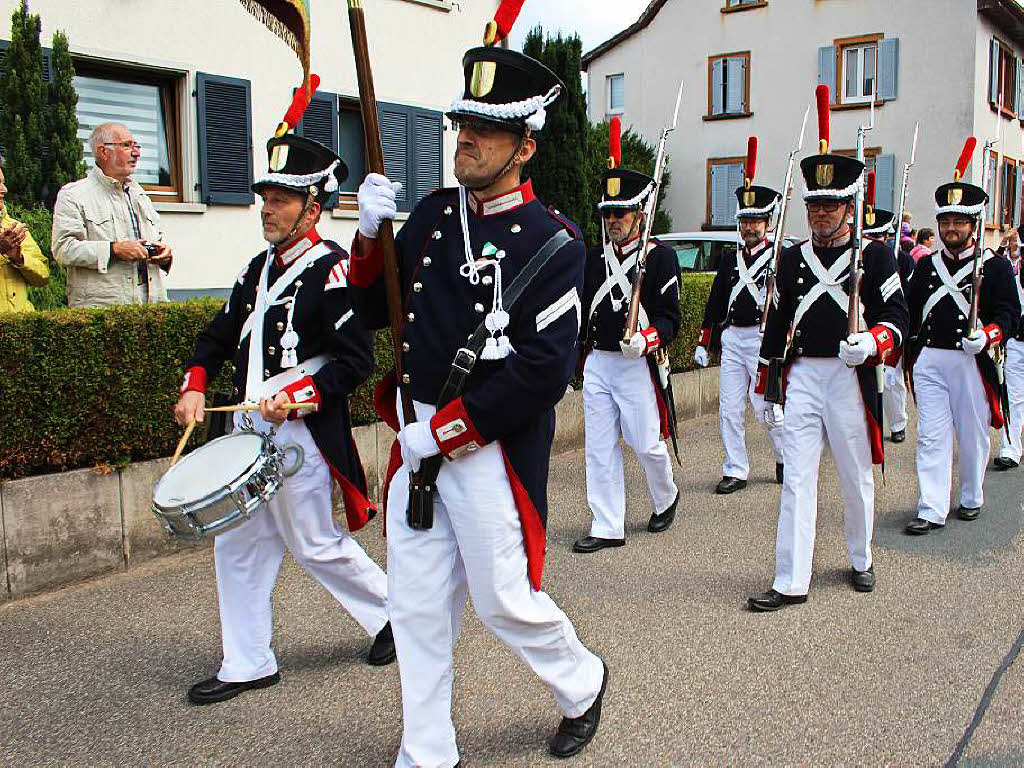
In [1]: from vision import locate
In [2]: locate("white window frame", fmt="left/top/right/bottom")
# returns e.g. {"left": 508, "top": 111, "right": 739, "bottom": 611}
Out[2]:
{"left": 842, "top": 43, "right": 877, "bottom": 105}
{"left": 606, "top": 73, "right": 625, "bottom": 116}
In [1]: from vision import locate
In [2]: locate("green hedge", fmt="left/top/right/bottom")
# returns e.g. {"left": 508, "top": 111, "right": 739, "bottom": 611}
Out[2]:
{"left": 0, "top": 274, "right": 712, "bottom": 479}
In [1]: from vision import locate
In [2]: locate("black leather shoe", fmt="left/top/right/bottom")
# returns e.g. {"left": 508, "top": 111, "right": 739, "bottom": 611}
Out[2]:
{"left": 572, "top": 536, "right": 625, "bottom": 553}
{"left": 367, "top": 621, "right": 396, "bottom": 666}
{"left": 904, "top": 518, "right": 943, "bottom": 535}
{"left": 647, "top": 491, "right": 678, "bottom": 533}
{"left": 957, "top": 505, "right": 981, "bottom": 521}
{"left": 549, "top": 661, "right": 608, "bottom": 758}
{"left": 715, "top": 476, "right": 747, "bottom": 494}
{"left": 891, "top": 429, "right": 906, "bottom": 443}
{"left": 775, "top": 463, "right": 784, "bottom": 484}
{"left": 851, "top": 565, "right": 875, "bottom": 592}
{"left": 994, "top": 457, "right": 1019, "bottom": 470}
{"left": 187, "top": 672, "right": 280, "bottom": 705}
{"left": 747, "top": 589, "right": 807, "bottom": 612}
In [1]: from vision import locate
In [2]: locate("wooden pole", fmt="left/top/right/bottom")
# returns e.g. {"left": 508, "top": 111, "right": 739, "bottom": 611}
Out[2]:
{"left": 202, "top": 403, "right": 315, "bottom": 413}
{"left": 170, "top": 421, "right": 197, "bottom": 467}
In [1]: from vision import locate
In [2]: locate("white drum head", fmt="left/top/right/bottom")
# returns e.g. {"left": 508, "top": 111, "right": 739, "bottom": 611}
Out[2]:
{"left": 154, "top": 432, "right": 266, "bottom": 507}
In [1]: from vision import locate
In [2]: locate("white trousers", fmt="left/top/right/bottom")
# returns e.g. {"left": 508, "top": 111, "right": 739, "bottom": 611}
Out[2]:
{"left": 213, "top": 414, "right": 389, "bottom": 682}
{"left": 583, "top": 350, "right": 678, "bottom": 539}
{"left": 389, "top": 400, "right": 604, "bottom": 768}
{"left": 772, "top": 358, "right": 874, "bottom": 596}
{"left": 883, "top": 358, "right": 909, "bottom": 432}
{"left": 718, "top": 324, "right": 784, "bottom": 479}
{"left": 999, "top": 338, "right": 1024, "bottom": 463}
{"left": 915, "top": 347, "right": 991, "bottom": 521}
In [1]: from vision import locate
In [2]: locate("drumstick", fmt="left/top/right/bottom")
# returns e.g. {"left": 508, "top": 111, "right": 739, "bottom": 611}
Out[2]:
{"left": 202, "top": 403, "right": 316, "bottom": 413}
{"left": 170, "top": 420, "right": 197, "bottom": 467}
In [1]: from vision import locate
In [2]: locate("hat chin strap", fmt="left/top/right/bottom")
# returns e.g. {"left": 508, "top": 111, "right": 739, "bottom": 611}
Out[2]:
{"left": 273, "top": 188, "right": 317, "bottom": 247}
{"left": 464, "top": 131, "right": 529, "bottom": 193}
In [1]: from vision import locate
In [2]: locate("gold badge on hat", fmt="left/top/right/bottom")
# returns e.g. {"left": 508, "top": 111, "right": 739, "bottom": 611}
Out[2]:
{"left": 743, "top": 190, "right": 755, "bottom": 207}
{"left": 948, "top": 188, "right": 964, "bottom": 205}
{"left": 270, "top": 144, "right": 289, "bottom": 172}
{"left": 865, "top": 211, "right": 876, "bottom": 226}
{"left": 816, "top": 163, "right": 834, "bottom": 187}
{"left": 607, "top": 177, "right": 621, "bottom": 197}
{"left": 470, "top": 61, "right": 496, "bottom": 98}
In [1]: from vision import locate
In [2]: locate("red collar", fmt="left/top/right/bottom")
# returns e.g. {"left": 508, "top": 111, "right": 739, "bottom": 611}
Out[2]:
{"left": 742, "top": 236, "right": 770, "bottom": 256}
{"left": 275, "top": 227, "right": 322, "bottom": 267}
{"left": 469, "top": 179, "right": 535, "bottom": 217}
{"left": 613, "top": 232, "right": 643, "bottom": 258}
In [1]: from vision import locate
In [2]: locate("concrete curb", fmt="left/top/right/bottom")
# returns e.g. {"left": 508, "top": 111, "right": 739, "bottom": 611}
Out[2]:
{"left": 0, "top": 367, "right": 718, "bottom": 603}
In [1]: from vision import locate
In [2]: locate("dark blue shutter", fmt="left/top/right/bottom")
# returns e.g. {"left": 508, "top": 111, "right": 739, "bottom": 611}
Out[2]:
{"left": 296, "top": 90, "right": 339, "bottom": 208}
{"left": 990, "top": 38, "right": 1001, "bottom": 105}
{"left": 338, "top": 104, "right": 365, "bottom": 195}
{"left": 196, "top": 72, "right": 254, "bottom": 205}
{"left": 377, "top": 102, "right": 443, "bottom": 213}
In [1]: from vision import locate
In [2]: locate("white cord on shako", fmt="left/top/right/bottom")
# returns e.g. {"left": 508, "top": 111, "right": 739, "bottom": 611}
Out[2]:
{"left": 458, "top": 185, "right": 513, "bottom": 359}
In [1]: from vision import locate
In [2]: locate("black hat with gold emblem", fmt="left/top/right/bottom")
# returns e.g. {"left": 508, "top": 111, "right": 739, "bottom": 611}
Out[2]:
{"left": 800, "top": 85, "right": 864, "bottom": 202}
{"left": 735, "top": 136, "right": 780, "bottom": 219}
{"left": 861, "top": 170, "right": 896, "bottom": 235}
{"left": 446, "top": 46, "right": 564, "bottom": 135}
{"left": 596, "top": 118, "right": 655, "bottom": 210}
{"left": 935, "top": 136, "right": 988, "bottom": 218}
{"left": 252, "top": 134, "right": 348, "bottom": 206}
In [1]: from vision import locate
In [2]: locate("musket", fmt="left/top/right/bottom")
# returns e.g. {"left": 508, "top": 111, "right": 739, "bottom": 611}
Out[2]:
{"left": 892, "top": 122, "right": 919, "bottom": 251}
{"left": 624, "top": 79, "right": 683, "bottom": 341}
{"left": 847, "top": 64, "right": 876, "bottom": 337}
{"left": 759, "top": 105, "right": 810, "bottom": 333}
{"left": 970, "top": 76, "right": 1003, "bottom": 330}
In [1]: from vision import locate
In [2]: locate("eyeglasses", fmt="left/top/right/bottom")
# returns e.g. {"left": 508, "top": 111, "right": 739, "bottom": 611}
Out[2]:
{"left": 602, "top": 208, "right": 633, "bottom": 219}
{"left": 103, "top": 141, "right": 142, "bottom": 151}
{"left": 452, "top": 118, "right": 509, "bottom": 137}
{"left": 806, "top": 201, "right": 843, "bottom": 213}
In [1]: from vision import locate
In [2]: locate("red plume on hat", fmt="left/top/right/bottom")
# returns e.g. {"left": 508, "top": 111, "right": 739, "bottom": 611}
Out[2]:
{"left": 278, "top": 73, "right": 321, "bottom": 135}
{"left": 815, "top": 84, "right": 830, "bottom": 154}
{"left": 954, "top": 136, "right": 977, "bottom": 182}
{"left": 744, "top": 136, "right": 757, "bottom": 189}
{"left": 865, "top": 170, "right": 876, "bottom": 212}
{"left": 485, "top": 0, "right": 526, "bottom": 45}
{"left": 608, "top": 117, "right": 622, "bottom": 169}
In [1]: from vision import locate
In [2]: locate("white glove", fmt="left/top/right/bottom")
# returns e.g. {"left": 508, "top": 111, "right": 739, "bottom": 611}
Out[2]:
{"left": 694, "top": 345, "right": 710, "bottom": 368}
{"left": 357, "top": 173, "right": 402, "bottom": 239}
{"left": 838, "top": 331, "right": 878, "bottom": 367}
{"left": 763, "top": 403, "right": 785, "bottom": 430}
{"left": 962, "top": 329, "right": 987, "bottom": 356}
{"left": 397, "top": 420, "right": 440, "bottom": 473}
{"left": 619, "top": 332, "right": 646, "bottom": 359}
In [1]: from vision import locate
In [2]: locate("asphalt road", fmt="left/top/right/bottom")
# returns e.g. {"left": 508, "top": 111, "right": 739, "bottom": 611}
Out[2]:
{"left": 1, "top": 410, "right": 1022, "bottom": 767}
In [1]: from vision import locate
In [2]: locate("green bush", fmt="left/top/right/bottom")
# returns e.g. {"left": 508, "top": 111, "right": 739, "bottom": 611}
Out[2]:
{"left": 0, "top": 274, "right": 714, "bottom": 479}
{"left": 4, "top": 200, "right": 67, "bottom": 310}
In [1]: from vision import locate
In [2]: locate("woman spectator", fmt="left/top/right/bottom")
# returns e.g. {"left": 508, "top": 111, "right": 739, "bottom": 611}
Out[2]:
{"left": 910, "top": 227, "right": 935, "bottom": 263}
{"left": 0, "top": 155, "right": 49, "bottom": 313}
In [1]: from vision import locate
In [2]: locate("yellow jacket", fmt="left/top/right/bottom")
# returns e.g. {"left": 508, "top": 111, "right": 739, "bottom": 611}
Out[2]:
{"left": 0, "top": 208, "right": 49, "bottom": 313}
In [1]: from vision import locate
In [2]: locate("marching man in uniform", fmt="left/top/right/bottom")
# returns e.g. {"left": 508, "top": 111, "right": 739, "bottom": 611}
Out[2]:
{"left": 349, "top": 30, "right": 608, "bottom": 768}
{"left": 696, "top": 136, "right": 784, "bottom": 494}
{"left": 748, "top": 86, "right": 908, "bottom": 612}
{"left": 860, "top": 171, "right": 914, "bottom": 443}
{"left": 995, "top": 262, "right": 1024, "bottom": 470}
{"left": 573, "top": 117, "right": 680, "bottom": 554}
{"left": 903, "top": 140, "right": 1020, "bottom": 534}
{"left": 174, "top": 99, "right": 393, "bottom": 704}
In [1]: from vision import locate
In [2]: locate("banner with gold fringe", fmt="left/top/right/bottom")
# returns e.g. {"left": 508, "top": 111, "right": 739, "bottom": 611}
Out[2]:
{"left": 239, "top": 0, "right": 312, "bottom": 94}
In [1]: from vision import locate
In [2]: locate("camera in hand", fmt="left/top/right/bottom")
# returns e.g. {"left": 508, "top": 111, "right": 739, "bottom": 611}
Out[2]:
{"left": 144, "top": 242, "right": 161, "bottom": 259}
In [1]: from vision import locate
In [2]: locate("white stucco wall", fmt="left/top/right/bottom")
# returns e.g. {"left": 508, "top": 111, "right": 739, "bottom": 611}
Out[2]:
{"left": 1, "top": 0, "right": 497, "bottom": 292}
{"left": 585, "top": 0, "right": 986, "bottom": 241}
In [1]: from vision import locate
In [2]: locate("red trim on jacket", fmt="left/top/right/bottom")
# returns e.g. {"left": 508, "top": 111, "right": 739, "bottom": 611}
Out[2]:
{"left": 500, "top": 446, "right": 546, "bottom": 591}
{"left": 866, "top": 324, "right": 896, "bottom": 366}
{"left": 281, "top": 375, "right": 321, "bottom": 420}
{"left": 754, "top": 363, "right": 768, "bottom": 395}
{"left": 348, "top": 234, "right": 384, "bottom": 288}
{"left": 469, "top": 179, "right": 536, "bottom": 217}
{"left": 641, "top": 326, "right": 660, "bottom": 354}
{"left": 180, "top": 366, "right": 208, "bottom": 395}
{"left": 429, "top": 397, "right": 487, "bottom": 460}
{"left": 983, "top": 323, "right": 1004, "bottom": 349}
{"left": 698, "top": 327, "right": 712, "bottom": 347}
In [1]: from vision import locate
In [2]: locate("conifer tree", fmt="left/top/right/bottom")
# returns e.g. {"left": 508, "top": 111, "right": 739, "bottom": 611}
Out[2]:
{"left": 46, "top": 29, "right": 84, "bottom": 202}
{"left": 0, "top": 0, "right": 46, "bottom": 205}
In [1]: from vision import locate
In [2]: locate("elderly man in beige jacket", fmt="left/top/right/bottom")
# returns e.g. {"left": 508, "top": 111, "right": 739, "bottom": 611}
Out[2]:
{"left": 52, "top": 122, "right": 174, "bottom": 308}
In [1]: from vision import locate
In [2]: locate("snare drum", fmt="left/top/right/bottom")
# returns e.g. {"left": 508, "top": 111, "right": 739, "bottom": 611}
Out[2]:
{"left": 152, "top": 430, "right": 284, "bottom": 539}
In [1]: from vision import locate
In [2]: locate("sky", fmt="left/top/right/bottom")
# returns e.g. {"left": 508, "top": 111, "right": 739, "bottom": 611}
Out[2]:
{"left": 507, "top": 0, "right": 651, "bottom": 57}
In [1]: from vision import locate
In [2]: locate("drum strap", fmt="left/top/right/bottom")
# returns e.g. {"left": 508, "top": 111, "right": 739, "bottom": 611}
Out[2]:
{"left": 407, "top": 228, "right": 573, "bottom": 530}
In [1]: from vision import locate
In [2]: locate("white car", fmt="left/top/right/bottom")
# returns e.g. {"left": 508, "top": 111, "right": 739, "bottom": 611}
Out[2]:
{"left": 656, "top": 231, "right": 801, "bottom": 274}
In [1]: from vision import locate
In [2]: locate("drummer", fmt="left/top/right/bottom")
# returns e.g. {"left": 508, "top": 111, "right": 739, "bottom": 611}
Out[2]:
{"left": 173, "top": 127, "right": 393, "bottom": 705}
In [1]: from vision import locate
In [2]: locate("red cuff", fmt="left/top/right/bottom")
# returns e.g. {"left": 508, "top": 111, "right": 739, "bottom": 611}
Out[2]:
{"left": 281, "top": 375, "right": 321, "bottom": 420}
{"left": 641, "top": 327, "right": 660, "bottom": 354}
{"left": 983, "top": 323, "right": 1004, "bottom": 348}
{"left": 698, "top": 327, "right": 712, "bottom": 347}
{"left": 867, "top": 325, "right": 897, "bottom": 365}
{"left": 429, "top": 397, "right": 487, "bottom": 460}
{"left": 754, "top": 363, "right": 768, "bottom": 395}
{"left": 348, "top": 234, "right": 384, "bottom": 288}
{"left": 180, "top": 366, "right": 208, "bottom": 395}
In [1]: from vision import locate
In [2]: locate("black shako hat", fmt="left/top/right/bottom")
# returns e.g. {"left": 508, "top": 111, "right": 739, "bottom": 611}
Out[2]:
{"left": 800, "top": 153, "right": 864, "bottom": 201}
{"left": 446, "top": 46, "right": 565, "bottom": 134}
{"left": 598, "top": 168, "right": 655, "bottom": 209}
{"left": 735, "top": 185, "right": 780, "bottom": 219}
{"left": 934, "top": 182, "right": 988, "bottom": 218}
{"left": 863, "top": 207, "right": 896, "bottom": 235}
{"left": 252, "top": 134, "right": 348, "bottom": 206}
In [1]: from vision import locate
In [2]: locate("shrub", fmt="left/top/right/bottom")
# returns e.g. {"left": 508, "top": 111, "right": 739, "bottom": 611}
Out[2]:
{"left": 0, "top": 274, "right": 713, "bottom": 479}
{"left": 4, "top": 200, "right": 66, "bottom": 310}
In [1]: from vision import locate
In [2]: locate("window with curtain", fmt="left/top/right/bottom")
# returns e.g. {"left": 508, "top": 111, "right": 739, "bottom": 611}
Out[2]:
{"left": 707, "top": 53, "right": 750, "bottom": 117}
{"left": 842, "top": 44, "right": 876, "bottom": 104}
{"left": 607, "top": 74, "right": 624, "bottom": 115}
